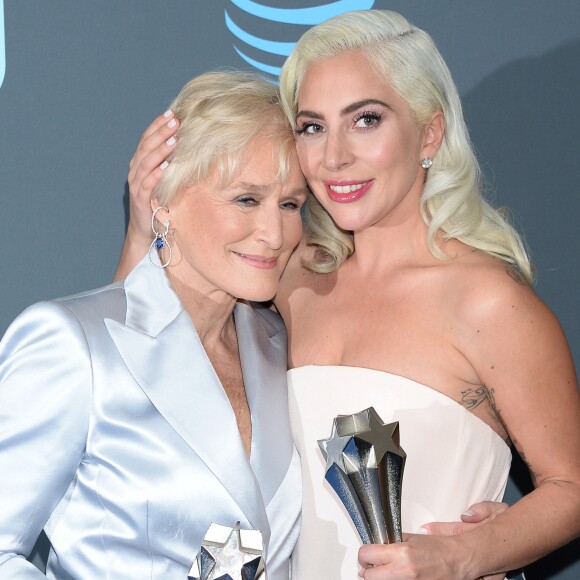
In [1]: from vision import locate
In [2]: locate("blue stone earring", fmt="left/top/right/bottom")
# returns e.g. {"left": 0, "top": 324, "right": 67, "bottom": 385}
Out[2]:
{"left": 149, "top": 206, "right": 172, "bottom": 268}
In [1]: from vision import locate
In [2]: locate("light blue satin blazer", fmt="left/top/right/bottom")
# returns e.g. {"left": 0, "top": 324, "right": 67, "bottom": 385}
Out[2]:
{"left": 0, "top": 255, "right": 301, "bottom": 579}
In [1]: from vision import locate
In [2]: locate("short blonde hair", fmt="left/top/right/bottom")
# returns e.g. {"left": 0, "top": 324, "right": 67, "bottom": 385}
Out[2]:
{"left": 280, "top": 10, "right": 532, "bottom": 282}
{"left": 155, "top": 70, "right": 294, "bottom": 206}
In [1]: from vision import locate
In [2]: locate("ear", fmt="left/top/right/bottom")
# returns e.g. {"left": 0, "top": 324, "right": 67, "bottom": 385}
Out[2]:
{"left": 421, "top": 111, "right": 445, "bottom": 159}
{"left": 150, "top": 199, "right": 171, "bottom": 229}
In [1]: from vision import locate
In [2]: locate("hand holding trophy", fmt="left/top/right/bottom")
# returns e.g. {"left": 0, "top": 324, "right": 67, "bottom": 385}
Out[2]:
{"left": 318, "top": 407, "right": 406, "bottom": 545}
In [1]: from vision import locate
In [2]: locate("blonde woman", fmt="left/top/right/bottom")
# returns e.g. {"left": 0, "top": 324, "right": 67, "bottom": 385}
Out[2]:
{"left": 0, "top": 71, "right": 307, "bottom": 579}
{"left": 117, "top": 11, "right": 579, "bottom": 579}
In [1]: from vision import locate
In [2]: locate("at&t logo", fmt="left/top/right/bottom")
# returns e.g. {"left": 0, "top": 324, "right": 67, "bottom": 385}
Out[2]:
{"left": 225, "top": 0, "right": 375, "bottom": 78}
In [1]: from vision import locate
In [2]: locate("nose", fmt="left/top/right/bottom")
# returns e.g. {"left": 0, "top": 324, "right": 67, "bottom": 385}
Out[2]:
{"left": 322, "top": 130, "right": 354, "bottom": 172}
{"left": 256, "top": 204, "right": 284, "bottom": 251}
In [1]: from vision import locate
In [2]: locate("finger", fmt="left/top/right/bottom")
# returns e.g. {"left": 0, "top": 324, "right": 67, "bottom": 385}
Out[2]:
{"left": 359, "top": 543, "right": 396, "bottom": 568}
{"left": 419, "top": 521, "right": 470, "bottom": 536}
{"left": 141, "top": 110, "right": 174, "bottom": 141}
{"left": 461, "top": 501, "right": 508, "bottom": 523}
{"left": 130, "top": 138, "right": 175, "bottom": 197}
{"left": 361, "top": 564, "right": 391, "bottom": 580}
{"left": 129, "top": 128, "right": 178, "bottom": 202}
{"left": 129, "top": 115, "right": 179, "bottom": 178}
{"left": 135, "top": 166, "right": 168, "bottom": 206}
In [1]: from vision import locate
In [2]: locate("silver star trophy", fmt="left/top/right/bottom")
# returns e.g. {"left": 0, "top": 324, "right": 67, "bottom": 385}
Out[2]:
{"left": 188, "top": 522, "right": 266, "bottom": 580}
{"left": 318, "top": 407, "right": 406, "bottom": 544}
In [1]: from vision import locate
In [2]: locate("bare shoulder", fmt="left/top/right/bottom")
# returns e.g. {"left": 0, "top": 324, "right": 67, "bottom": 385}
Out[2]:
{"left": 447, "top": 251, "right": 547, "bottom": 328}
{"left": 447, "top": 251, "right": 576, "bottom": 394}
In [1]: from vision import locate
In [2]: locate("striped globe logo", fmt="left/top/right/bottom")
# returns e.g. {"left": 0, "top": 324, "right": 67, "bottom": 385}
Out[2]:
{"left": 225, "top": 0, "right": 375, "bottom": 78}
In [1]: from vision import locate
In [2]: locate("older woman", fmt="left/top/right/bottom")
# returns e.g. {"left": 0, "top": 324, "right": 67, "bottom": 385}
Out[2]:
{"left": 0, "top": 71, "right": 308, "bottom": 578}
{"left": 119, "top": 10, "right": 579, "bottom": 580}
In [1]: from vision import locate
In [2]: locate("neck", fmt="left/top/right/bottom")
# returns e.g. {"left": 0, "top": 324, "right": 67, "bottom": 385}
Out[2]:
{"left": 349, "top": 211, "right": 432, "bottom": 276}
{"left": 166, "top": 268, "right": 238, "bottom": 349}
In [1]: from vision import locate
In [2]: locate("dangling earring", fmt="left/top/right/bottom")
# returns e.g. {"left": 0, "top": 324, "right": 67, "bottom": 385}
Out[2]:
{"left": 149, "top": 206, "right": 172, "bottom": 268}
{"left": 421, "top": 157, "right": 433, "bottom": 169}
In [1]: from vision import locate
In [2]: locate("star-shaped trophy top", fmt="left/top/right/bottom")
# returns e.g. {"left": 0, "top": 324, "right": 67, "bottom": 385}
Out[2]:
{"left": 318, "top": 420, "right": 352, "bottom": 473}
{"left": 318, "top": 407, "right": 406, "bottom": 473}
{"left": 353, "top": 408, "right": 406, "bottom": 469}
{"left": 188, "top": 522, "right": 265, "bottom": 580}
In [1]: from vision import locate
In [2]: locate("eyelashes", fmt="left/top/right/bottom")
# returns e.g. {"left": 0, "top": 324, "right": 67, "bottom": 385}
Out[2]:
{"left": 295, "top": 109, "right": 384, "bottom": 135}
{"left": 234, "top": 196, "right": 303, "bottom": 212}
{"left": 295, "top": 122, "right": 322, "bottom": 136}
{"left": 353, "top": 110, "right": 383, "bottom": 128}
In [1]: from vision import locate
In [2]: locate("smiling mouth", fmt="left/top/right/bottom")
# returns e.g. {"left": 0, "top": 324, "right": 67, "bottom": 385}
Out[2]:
{"left": 235, "top": 253, "right": 278, "bottom": 270}
{"left": 325, "top": 180, "right": 373, "bottom": 203}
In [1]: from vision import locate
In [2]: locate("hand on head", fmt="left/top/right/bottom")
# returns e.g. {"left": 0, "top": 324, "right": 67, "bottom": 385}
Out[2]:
{"left": 127, "top": 110, "right": 179, "bottom": 244}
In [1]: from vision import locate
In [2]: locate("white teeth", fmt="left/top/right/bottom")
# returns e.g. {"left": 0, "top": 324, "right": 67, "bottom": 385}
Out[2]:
{"left": 329, "top": 182, "right": 367, "bottom": 194}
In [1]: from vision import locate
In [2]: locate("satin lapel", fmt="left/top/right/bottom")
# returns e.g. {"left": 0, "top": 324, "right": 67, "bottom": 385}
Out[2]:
{"left": 235, "top": 302, "right": 293, "bottom": 509}
{"left": 105, "top": 257, "right": 265, "bottom": 530}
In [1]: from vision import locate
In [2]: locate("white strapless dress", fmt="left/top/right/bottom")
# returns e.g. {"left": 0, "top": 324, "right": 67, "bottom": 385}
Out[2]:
{"left": 288, "top": 365, "right": 511, "bottom": 580}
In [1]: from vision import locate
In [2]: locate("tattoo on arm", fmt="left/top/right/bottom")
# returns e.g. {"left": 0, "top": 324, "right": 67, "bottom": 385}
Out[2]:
{"left": 458, "top": 387, "right": 488, "bottom": 410}
{"left": 460, "top": 385, "right": 506, "bottom": 437}
{"left": 483, "top": 385, "right": 507, "bottom": 433}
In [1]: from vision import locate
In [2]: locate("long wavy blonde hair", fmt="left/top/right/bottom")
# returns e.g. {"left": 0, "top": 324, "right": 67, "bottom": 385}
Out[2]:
{"left": 279, "top": 10, "right": 532, "bottom": 282}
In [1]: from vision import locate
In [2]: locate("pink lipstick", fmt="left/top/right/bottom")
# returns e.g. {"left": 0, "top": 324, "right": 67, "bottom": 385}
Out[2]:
{"left": 324, "top": 179, "right": 373, "bottom": 203}
{"left": 235, "top": 253, "right": 278, "bottom": 270}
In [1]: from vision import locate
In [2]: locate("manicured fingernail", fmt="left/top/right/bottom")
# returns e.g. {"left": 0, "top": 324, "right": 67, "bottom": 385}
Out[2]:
{"left": 462, "top": 510, "right": 475, "bottom": 517}
{"left": 160, "top": 161, "right": 169, "bottom": 170}
{"left": 166, "top": 137, "right": 176, "bottom": 147}
{"left": 417, "top": 527, "right": 429, "bottom": 535}
{"left": 164, "top": 110, "right": 172, "bottom": 117}
{"left": 167, "top": 118, "right": 177, "bottom": 128}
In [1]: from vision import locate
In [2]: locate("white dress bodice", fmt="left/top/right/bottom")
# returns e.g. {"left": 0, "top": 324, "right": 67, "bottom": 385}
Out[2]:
{"left": 288, "top": 365, "right": 511, "bottom": 580}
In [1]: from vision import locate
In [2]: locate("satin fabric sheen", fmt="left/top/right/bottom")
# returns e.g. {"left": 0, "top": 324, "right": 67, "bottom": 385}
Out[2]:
{"left": 288, "top": 365, "right": 511, "bottom": 580}
{"left": 0, "top": 255, "right": 301, "bottom": 579}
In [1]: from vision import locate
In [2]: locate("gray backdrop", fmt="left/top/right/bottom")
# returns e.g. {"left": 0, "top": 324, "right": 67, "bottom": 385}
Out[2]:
{"left": 0, "top": 1, "right": 578, "bottom": 577}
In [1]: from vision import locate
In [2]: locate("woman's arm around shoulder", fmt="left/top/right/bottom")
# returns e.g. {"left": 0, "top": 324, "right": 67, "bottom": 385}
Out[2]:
{"left": 456, "top": 262, "right": 580, "bottom": 562}
{"left": 431, "top": 261, "right": 578, "bottom": 575}
{"left": 359, "top": 261, "right": 580, "bottom": 579}
{"left": 0, "top": 302, "right": 92, "bottom": 577}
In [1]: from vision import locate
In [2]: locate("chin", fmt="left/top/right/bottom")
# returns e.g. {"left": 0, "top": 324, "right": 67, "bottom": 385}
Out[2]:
{"left": 232, "top": 282, "right": 278, "bottom": 304}
{"left": 330, "top": 212, "right": 371, "bottom": 233}
{"left": 240, "top": 291, "right": 276, "bottom": 303}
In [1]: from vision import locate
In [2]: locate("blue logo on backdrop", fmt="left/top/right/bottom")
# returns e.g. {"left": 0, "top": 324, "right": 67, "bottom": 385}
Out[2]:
{"left": 0, "top": 0, "right": 5, "bottom": 88}
{"left": 225, "top": 0, "right": 375, "bottom": 78}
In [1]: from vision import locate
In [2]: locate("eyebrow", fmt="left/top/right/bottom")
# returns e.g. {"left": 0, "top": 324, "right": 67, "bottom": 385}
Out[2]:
{"left": 296, "top": 98, "right": 391, "bottom": 120}
{"left": 231, "top": 182, "right": 269, "bottom": 193}
{"left": 230, "top": 182, "right": 309, "bottom": 198}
